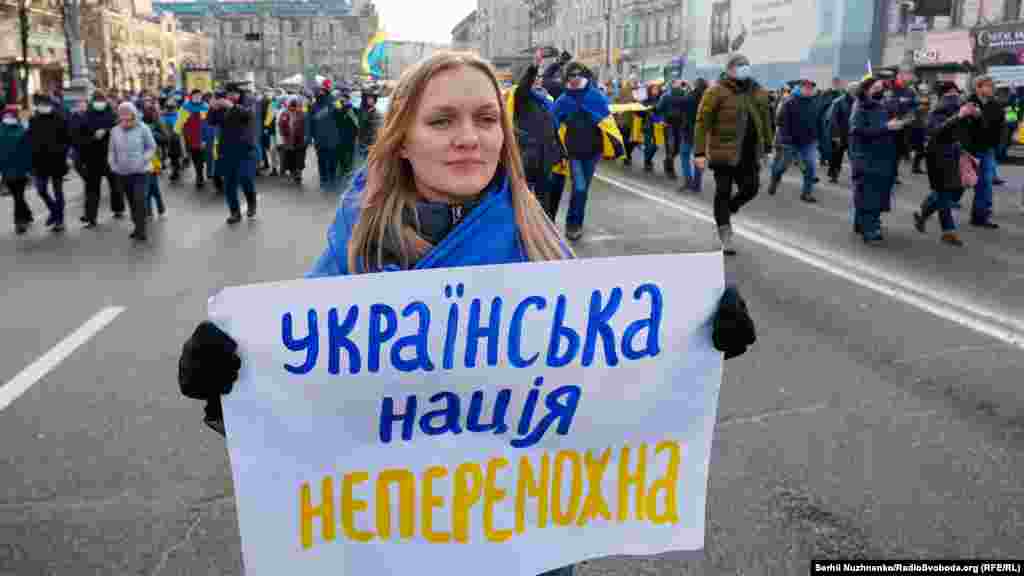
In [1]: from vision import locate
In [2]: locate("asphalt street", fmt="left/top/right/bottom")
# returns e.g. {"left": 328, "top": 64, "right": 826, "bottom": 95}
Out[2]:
{"left": 1, "top": 148, "right": 1022, "bottom": 575}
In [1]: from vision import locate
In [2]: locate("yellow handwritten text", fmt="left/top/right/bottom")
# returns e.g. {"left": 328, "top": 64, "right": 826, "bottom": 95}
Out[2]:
{"left": 298, "top": 440, "right": 683, "bottom": 550}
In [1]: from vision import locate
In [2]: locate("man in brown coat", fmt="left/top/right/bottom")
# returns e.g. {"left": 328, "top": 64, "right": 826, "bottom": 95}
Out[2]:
{"left": 693, "top": 54, "right": 772, "bottom": 255}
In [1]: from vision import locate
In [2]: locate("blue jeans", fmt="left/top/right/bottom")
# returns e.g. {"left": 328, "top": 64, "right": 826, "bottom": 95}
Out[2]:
{"left": 222, "top": 161, "right": 257, "bottom": 215}
{"left": 643, "top": 124, "right": 658, "bottom": 165}
{"left": 567, "top": 156, "right": 599, "bottom": 229}
{"left": 34, "top": 174, "right": 64, "bottom": 225}
{"left": 679, "top": 139, "right": 703, "bottom": 190}
{"left": 971, "top": 149, "right": 996, "bottom": 223}
{"left": 146, "top": 173, "right": 165, "bottom": 215}
{"left": 771, "top": 143, "right": 817, "bottom": 195}
{"left": 317, "top": 146, "right": 338, "bottom": 186}
{"left": 921, "top": 188, "right": 965, "bottom": 232}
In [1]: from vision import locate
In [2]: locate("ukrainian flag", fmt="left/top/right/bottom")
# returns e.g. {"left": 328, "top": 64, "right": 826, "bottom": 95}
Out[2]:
{"left": 362, "top": 31, "right": 388, "bottom": 78}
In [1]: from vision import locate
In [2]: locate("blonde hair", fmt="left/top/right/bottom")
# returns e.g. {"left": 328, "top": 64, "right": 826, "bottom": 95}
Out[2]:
{"left": 347, "top": 51, "right": 570, "bottom": 273}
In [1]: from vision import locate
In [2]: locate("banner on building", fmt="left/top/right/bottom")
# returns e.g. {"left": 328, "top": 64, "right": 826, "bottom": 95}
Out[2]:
{"left": 211, "top": 253, "right": 726, "bottom": 576}
{"left": 690, "top": 0, "right": 838, "bottom": 67}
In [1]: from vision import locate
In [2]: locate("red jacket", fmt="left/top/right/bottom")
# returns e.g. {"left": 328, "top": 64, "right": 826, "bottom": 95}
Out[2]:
{"left": 279, "top": 110, "right": 305, "bottom": 148}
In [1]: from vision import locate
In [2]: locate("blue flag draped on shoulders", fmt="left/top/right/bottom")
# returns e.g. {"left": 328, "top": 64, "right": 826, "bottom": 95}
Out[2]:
{"left": 307, "top": 168, "right": 540, "bottom": 278}
{"left": 552, "top": 86, "right": 625, "bottom": 160}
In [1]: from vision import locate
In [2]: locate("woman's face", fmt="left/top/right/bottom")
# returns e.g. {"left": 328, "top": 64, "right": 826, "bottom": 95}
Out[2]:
{"left": 119, "top": 108, "right": 135, "bottom": 127}
{"left": 402, "top": 66, "right": 504, "bottom": 203}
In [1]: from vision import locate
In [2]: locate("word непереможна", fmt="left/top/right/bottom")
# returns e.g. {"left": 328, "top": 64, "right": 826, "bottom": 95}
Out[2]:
{"left": 298, "top": 440, "right": 683, "bottom": 550}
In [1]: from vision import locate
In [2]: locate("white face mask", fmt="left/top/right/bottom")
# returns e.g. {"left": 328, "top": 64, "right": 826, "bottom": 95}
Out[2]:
{"left": 94, "top": 101, "right": 108, "bottom": 110}
{"left": 3, "top": 117, "right": 17, "bottom": 125}
{"left": 36, "top": 105, "right": 53, "bottom": 114}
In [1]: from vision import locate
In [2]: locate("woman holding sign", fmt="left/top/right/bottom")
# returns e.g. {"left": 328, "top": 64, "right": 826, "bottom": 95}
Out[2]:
{"left": 177, "top": 51, "right": 757, "bottom": 575}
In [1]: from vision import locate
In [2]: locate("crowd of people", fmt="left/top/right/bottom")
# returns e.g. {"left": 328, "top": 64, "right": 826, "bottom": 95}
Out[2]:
{"left": 0, "top": 79, "right": 382, "bottom": 241}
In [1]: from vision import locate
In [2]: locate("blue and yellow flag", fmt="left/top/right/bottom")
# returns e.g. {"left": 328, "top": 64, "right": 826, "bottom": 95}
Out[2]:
{"left": 362, "top": 31, "right": 388, "bottom": 78}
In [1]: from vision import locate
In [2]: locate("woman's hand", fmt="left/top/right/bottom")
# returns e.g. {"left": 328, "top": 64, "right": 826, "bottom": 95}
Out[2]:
{"left": 712, "top": 286, "right": 757, "bottom": 360}
{"left": 178, "top": 321, "right": 241, "bottom": 436}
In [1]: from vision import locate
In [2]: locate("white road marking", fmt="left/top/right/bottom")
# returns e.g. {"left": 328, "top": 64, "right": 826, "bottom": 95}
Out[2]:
{"left": 596, "top": 172, "right": 1024, "bottom": 350}
{"left": 0, "top": 306, "right": 125, "bottom": 412}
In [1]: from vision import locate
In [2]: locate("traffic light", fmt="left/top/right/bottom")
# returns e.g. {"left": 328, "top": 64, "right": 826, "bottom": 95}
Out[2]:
{"left": 245, "top": 32, "right": 261, "bottom": 42}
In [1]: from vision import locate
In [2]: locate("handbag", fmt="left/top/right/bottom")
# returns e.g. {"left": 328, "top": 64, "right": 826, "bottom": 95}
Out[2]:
{"left": 959, "top": 152, "right": 979, "bottom": 188}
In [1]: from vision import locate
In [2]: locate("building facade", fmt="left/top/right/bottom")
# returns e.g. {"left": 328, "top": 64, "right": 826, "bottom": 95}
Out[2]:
{"left": 0, "top": 0, "right": 70, "bottom": 102}
{"left": 451, "top": 9, "right": 478, "bottom": 53}
{"left": 156, "top": 0, "right": 378, "bottom": 86}
{"left": 384, "top": 41, "right": 450, "bottom": 80}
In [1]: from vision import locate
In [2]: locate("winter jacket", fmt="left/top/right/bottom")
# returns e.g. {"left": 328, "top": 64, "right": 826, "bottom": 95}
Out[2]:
{"left": 279, "top": 109, "right": 306, "bottom": 149}
{"left": 778, "top": 94, "right": 819, "bottom": 147}
{"left": 693, "top": 76, "right": 772, "bottom": 166}
{"left": 0, "top": 122, "right": 32, "bottom": 180}
{"left": 511, "top": 65, "right": 563, "bottom": 184}
{"left": 357, "top": 103, "right": 381, "bottom": 150}
{"left": 926, "top": 96, "right": 969, "bottom": 192}
{"left": 174, "top": 102, "right": 213, "bottom": 151}
{"left": 335, "top": 102, "right": 359, "bottom": 155}
{"left": 208, "top": 104, "right": 258, "bottom": 162}
{"left": 681, "top": 85, "right": 706, "bottom": 143}
{"left": 829, "top": 94, "right": 855, "bottom": 143}
{"left": 657, "top": 87, "right": 688, "bottom": 128}
{"left": 27, "top": 111, "right": 71, "bottom": 177}
{"left": 885, "top": 85, "right": 919, "bottom": 120}
{"left": 553, "top": 84, "right": 625, "bottom": 161}
{"left": 161, "top": 110, "right": 183, "bottom": 158}
{"left": 965, "top": 94, "right": 1005, "bottom": 153}
{"left": 108, "top": 121, "right": 157, "bottom": 175}
{"left": 77, "top": 106, "right": 118, "bottom": 169}
{"left": 849, "top": 94, "right": 896, "bottom": 213}
{"left": 308, "top": 94, "right": 342, "bottom": 149}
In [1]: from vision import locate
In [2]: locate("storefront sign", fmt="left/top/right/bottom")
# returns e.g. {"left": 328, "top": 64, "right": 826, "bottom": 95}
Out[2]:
{"left": 973, "top": 22, "right": 1024, "bottom": 66}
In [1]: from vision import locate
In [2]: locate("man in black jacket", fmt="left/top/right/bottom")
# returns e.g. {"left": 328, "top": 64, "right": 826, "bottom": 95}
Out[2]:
{"left": 965, "top": 75, "right": 1002, "bottom": 229}
{"left": 513, "top": 63, "right": 563, "bottom": 218}
{"left": 657, "top": 79, "right": 688, "bottom": 180}
{"left": 209, "top": 89, "right": 258, "bottom": 224}
{"left": 27, "top": 93, "right": 71, "bottom": 231}
{"left": 77, "top": 91, "right": 120, "bottom": 227}
{"left": 826, "top": 82, "right": 857, "bottom": 183}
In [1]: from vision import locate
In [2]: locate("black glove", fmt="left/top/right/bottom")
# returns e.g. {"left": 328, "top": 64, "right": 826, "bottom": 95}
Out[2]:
{"left": 178, "top": 321, "right": 241, "bottom": 436}
{"left": 712, "top": 286, "right": 757, "bottom": 360}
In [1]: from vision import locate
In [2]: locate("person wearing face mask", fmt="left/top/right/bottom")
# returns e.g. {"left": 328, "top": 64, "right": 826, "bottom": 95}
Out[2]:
{"left": 208, "top": 88, "right": 258, "bottom": 223}
{"left": 913, "top": 81, "right": 977, "bottom": 246}
{"left": 308, "top": 79, "right": 344, "bottom": 189}
{"left": 77, "top": 91, "right": 120, "bottom": 228}
{"left": 767, "top": 77, "right": 820, "bottom": 202}
{"left": 174, "top": 89, "right": 213, "bottom": 189}
{"left": 849, "top": 76, "right": 903, "bottom": 245}
{"left": 26, "top": 93, "right": 72, "bottom": 232}
{"left": 551, "top": 61, "right": 625, "bottom": 241}
{"left": 0, "top": 105, "right": 34, "bottom": 235}
{"left": 334, "top": 88, "right": 360, "bottom": 182}
{"left": 175, "top": 58, "right": 757, "bottom": 576}
{"left": 692, "top": 54, "right": 773, "bottom": 255}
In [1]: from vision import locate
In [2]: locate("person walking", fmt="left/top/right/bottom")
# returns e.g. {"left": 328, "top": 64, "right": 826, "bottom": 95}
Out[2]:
{"left": 108, "top": 102, "right": 157, "bottom": 242}
{"left": 964, "top": 75, "right": 1003, "bottom": 229}
{"left": 142, "top": 102, "right": 168, "bottom": 219}
{"left": 78, "top": 91, "right": 120, "bottom": 228}
{"left": 657, "top": 78, "right": 688, "bottom": 181}
{"left": 335, "top": 88, "right": 359, "bottom": 182}
{"left": 679, "top": 78, "right": 707, "bottom": 192}
{"left": 885, "top": 67, "right": 919, "bottom": 184}
{"left": 551, "top": 61, "right": 625, "bottom": 241}
{"left": 641, "top": 82, "right": 664, "bottom": 173}
{"left": 161, "top": 97, "right": 183, "bottom": 182}
{"left": 0, "top": 105, "right": 34, "bottom": 234}
{"left": 175, "top": 89, "right": 213, "bottom": 189}
{"left": 693, "top": 54, "right": 773, "bottom": 255}
{"left": 913, "top": 81, "right": 977, "bottom": 247}
{"left": 910, "top": 83, "right": 931, "bottom": 174}
{"left": 308, "top": 79, "right": 343, "bottom": 189}
{"left": 356, "top": 89, "right": 382, "bottom": 161}
{"left": 26, "top": 93, "right": 71, "bottom": 232}
{"left": 826, "top": 81, "right": 857, "bottom": 183}
{"left": 767, "top": 77, "right": 820, "bottom": 203}
{"left": 176, "top": 55, "right": 756, "bottom": 576}
{"left": 208, "top": 88, "right": 259, "bottom": 223}
{"left": 510, "top": 62, "right": 563, "bottom": 216}
{"left": 849, "top": 76, "right": 903, "bottom": 245}
{"left": 278, "top": 96, "right": 307, "bottom": 184}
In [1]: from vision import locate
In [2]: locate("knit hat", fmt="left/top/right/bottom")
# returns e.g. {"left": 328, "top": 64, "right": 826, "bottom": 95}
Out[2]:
{"left": 726, "top": 54, "right": 750, "bottom": 70}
